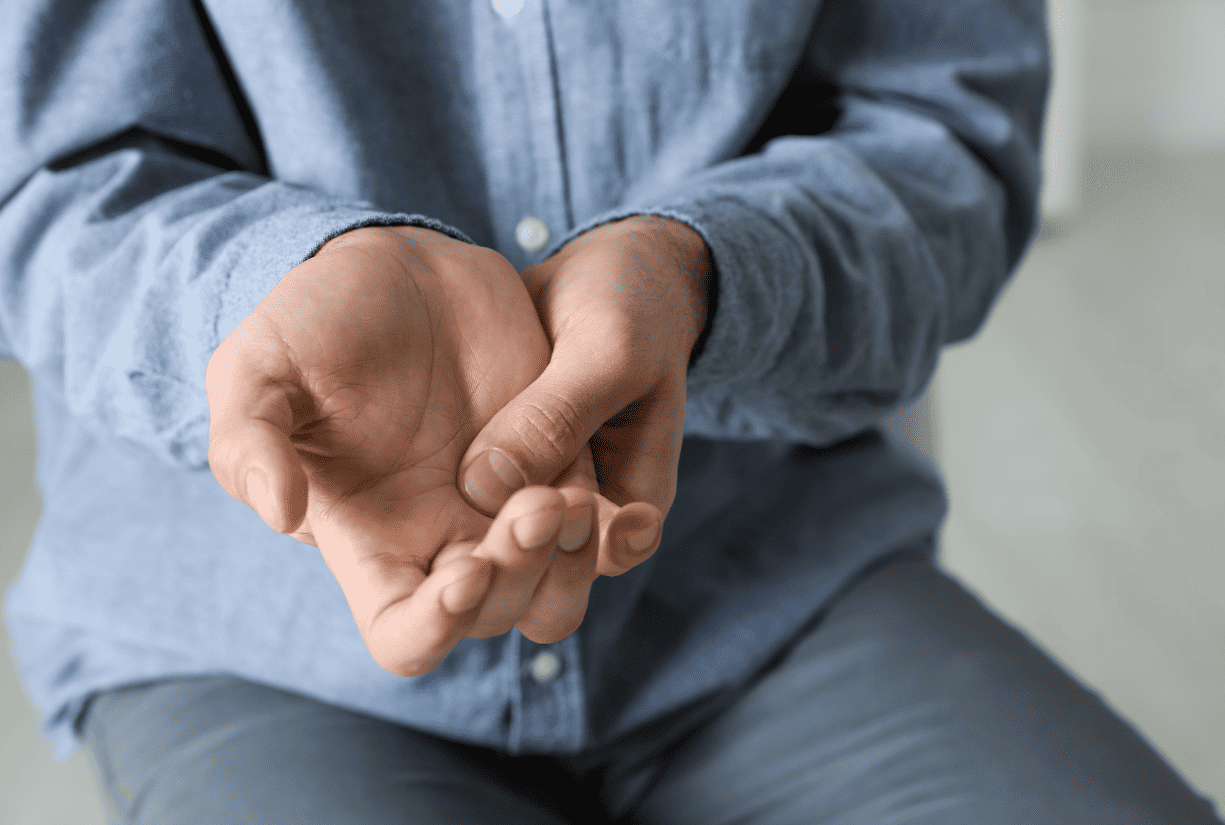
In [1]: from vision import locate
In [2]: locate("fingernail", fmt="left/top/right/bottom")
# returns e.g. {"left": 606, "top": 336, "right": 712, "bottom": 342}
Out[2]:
{"left": 463, "top": 450, "right": 525, "bottom": 515}
{"left": 558, "top": 503, "right": 592, "bottom": 552}
{"left": 623, "top": 523, "right": 659, "bottom": 555}
{"left": 512, "top": 509, "right": 564, "bottom": 551}
{"left": 246, "top": 469, "right": 272, "bottom": 523}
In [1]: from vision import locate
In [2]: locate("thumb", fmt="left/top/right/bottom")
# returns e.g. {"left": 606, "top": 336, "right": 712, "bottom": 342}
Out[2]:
{"left": 459, "top": 360, "right": 620, "bottom": 516}
{"left": 229, "top": 418, "right": 309, "bottom": 535}
{"left": 207, "top": 359, "right": 309, "bottom": 535}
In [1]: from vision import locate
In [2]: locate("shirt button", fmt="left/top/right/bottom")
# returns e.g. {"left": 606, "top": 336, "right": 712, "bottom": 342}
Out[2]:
{"left": 529, "top": 651, "right": 560, "bottom": 684}
{"left": 491, "top": 0, "right": 526, "bottom": 19}
{"left": 515, "top": 216, "right": 550, "bottom": 253}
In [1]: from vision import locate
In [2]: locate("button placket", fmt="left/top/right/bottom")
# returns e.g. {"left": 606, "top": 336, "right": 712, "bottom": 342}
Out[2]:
{"left": 511, "top": 0, "right": 572, "bottom": 263}
{"left": 517, "top": 633, "right": 586, "bottom": 752}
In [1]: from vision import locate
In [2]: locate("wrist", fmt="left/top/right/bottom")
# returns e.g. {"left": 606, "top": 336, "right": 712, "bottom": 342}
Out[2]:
{"left": 621, "top": 216, "right": 713, "bottom": 357}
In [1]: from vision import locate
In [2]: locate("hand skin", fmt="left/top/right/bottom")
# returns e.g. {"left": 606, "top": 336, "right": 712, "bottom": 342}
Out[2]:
{"left": 206, "top": 225, "right": 607, "bottom": 675}
{"left": 460, "top": 215, "right": 713, "bottom": 577}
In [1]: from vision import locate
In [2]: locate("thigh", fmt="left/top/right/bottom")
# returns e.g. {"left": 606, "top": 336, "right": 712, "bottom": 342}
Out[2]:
{"left": 80, "top": 674, "right": 590, "bottom": 825}
{"left": 622, "top": 556, "right": 1222, "bottom": 825}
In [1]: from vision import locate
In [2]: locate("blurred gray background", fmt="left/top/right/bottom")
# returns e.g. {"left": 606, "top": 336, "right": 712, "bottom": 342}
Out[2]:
{"left": 4, "top": 0, "right": 1224, "bottom": 820}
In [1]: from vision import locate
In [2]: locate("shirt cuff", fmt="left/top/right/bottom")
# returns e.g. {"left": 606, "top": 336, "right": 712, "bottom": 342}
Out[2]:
{"left": 216, "top": 208, "right": 476, "bottom": 345}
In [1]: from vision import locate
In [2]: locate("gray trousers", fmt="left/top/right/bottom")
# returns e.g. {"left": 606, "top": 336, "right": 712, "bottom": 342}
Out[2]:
{"left": 80, "top": 556, "right": 1222, "bottom": 824}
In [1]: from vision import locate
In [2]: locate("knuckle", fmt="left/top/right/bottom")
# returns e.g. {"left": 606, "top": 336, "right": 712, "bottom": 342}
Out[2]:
{"left": 511, "top": 394, "right": 586, "bottom": 469}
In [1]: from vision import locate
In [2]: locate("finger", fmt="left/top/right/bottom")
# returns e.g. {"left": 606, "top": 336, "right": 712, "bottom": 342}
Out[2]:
{"left": 550, "top": 445, "right": 659, "bottom": 579}
{"left": 206, "top": 342, "right": 309, "bottom": 535}
{"left": 551, "top": 442, "right": 647, "bottom": 575}
{"left": 233, "top": 418, "right": 310, "bottom": 535}
{"left": 304, "top": 487, "right": 499, "bottom": 676}
{"left": 457, "top": 351, "right": 636, "bottom": 517}
{"left": 466, "top": 486, "right": 567, "bottom": 567}
{"left": 308, "top": 499, "right": 431, "bottom": 635}
{"left": 598, "top": 501, "right": 664, "bottom": 577}
{"left": 465, "top": 487, "right": 570, "bottom": 638}
{"left": 551, "top": 441, "right": 601, "bottom": 494}
{"left": 304, "top": 484, "right": 462, "bottom": 657}
{"left": 515, "top": 487, "right": 600, "bottom": 644}
{"left": 365, "top": 550, "right": 496, "bottom": 677}
{"left": 588, "top": 379, "right": 686, "bottom": 513}
{"left": 467, "top": 496, "right": 594, "bottom": 639}
{"left": 546, "top": 394, "right": 669, "bottom": 578}
{"left": 583, "top": 398, "right": 669, "bottom": 577}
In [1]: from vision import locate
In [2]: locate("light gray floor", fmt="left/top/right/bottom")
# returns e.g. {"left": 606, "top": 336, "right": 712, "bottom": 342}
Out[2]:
{"left": 935, "top": 148, "right": 1225, "bottom": 807}
{"left": 2, "top": 149, "right": 1222, "bottom": 821}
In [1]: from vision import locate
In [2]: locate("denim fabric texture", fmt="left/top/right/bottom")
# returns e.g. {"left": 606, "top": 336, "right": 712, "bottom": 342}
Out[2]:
{"left": 0, "top": 0, "right": 1048, "bottom": 759}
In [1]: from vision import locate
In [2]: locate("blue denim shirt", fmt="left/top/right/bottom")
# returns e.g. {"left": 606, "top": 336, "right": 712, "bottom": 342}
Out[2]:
{"left": 1, "top": 0, "right": 1047, "bottom": 759}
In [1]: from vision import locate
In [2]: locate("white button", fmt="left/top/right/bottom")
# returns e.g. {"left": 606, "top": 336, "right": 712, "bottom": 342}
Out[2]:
{"left": 529, "top": 651, "right": 560, "bottom": 683}
{"left": 515, "top": 216, "right": 550, "bottom": 253}
{"left": 491, "top": 0, "right": 526, "bottom": 19}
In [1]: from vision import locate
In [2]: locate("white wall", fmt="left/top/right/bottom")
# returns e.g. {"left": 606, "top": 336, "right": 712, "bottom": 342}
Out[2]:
{"left": 1085, "top": 0, "right": 1225, "bottom": 151}
{"left": 1043, "top": 0, "right": 1225, "bottom": 216}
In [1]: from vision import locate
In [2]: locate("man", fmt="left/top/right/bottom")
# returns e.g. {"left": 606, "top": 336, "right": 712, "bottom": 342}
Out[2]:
{"left": 2, "top": 0, "right": 1218, "bottom": 821}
